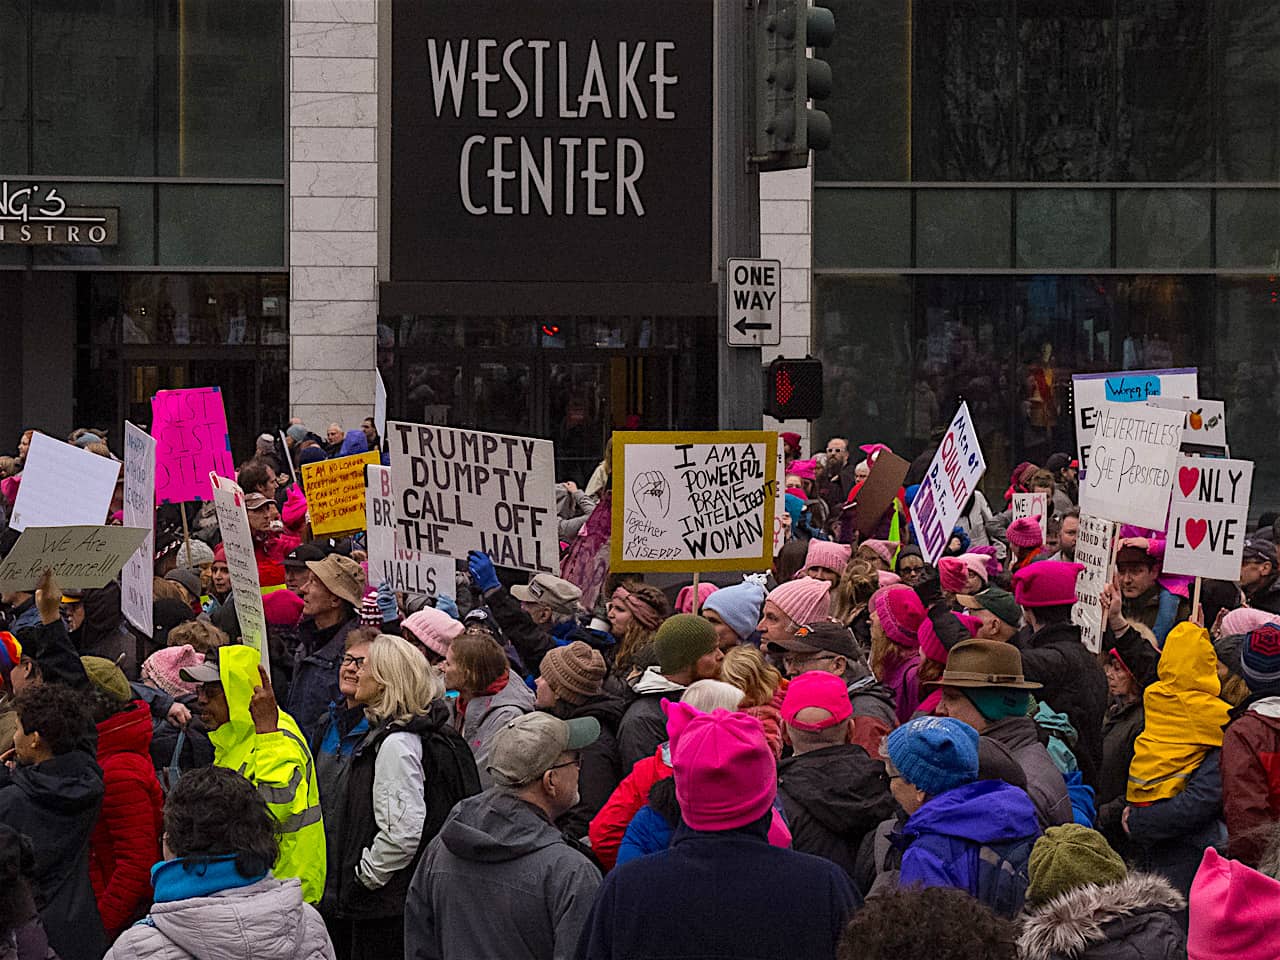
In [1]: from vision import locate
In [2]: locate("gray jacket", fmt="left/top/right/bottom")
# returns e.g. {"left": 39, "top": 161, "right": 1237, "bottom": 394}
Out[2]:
{"left": 103, "top": 877, "right": 334, "bottom": 960}
{"left": 406, "top": 790, "right": 601, "bottom": 960}
{"left": 449, "top": 671, "right": 535, "bottom": 788}
{"left": 982, "top": 716, "right": 1072, "bottom": 830}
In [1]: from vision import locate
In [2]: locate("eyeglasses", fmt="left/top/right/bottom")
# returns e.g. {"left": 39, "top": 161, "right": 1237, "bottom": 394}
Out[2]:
{"left": 548, "top": 756, "right": 581, "bottom": 771}
{"left": 782, "top": 652, "right": 838, "bottom": 670}
{"left": 341, "top": 655, "right": 365, "bottom": 668}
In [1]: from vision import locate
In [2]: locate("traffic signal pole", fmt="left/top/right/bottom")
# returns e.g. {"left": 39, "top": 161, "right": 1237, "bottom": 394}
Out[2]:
{"left": 715, "top": 0, "right": 764, "bottom": 431}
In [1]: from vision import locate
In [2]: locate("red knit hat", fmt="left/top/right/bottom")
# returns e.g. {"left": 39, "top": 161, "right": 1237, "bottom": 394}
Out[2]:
{"left": 1012, "top": 561, "right": 1085, "bottom": 608}
{"left": 872, "top": 585, "right": 926, "bottom": 647}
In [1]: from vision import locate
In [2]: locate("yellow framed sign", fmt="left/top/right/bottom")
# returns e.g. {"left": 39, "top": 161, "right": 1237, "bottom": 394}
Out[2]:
{"left": 610, "top": 430, "right": 778, "bottom": 572}
{"left": 302, "top": 451, "right": 381, "bottom": 536}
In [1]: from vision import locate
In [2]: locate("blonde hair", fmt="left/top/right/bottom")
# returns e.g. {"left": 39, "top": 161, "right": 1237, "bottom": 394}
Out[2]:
{"left": 720, "top": 646, "right": 782, "bottom": 708}
{"left": 362, "top": 634, "right": 443, "bottom": 724}
{"left": 832, "top": 558, "right": 879, "bottom": 625}
{"left": 681, "top": 679, "right": 744, "bottom": 713}
{"left": 870, "top": 619, "right": 912, "bottom": 683}
{"left": 167, "top": 620, "right": 228, "bottom": 653}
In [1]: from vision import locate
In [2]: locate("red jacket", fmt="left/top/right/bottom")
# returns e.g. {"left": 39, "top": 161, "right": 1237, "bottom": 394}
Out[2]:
{"left": 589, "top": 744, "right": 672, "bottom": 871}
{"left": 90, "top": 700, "right": 164, "bottom": 937}
{"left": 1222, "top": 698, "right": 1280, "bottom": 867}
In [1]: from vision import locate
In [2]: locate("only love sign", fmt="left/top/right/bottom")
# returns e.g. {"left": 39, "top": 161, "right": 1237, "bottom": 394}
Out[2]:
{"left": 1163, "top": 456, "right": 1253, "bottom": 581}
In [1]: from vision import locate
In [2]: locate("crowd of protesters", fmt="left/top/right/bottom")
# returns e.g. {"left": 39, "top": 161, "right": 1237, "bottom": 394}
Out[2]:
{"left": 0, "top": 420, "right": 1279, "bottom": 960}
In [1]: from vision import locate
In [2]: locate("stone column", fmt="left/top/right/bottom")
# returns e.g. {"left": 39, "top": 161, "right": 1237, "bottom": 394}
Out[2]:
{"left": 288, "top": 0, "right": 379, "bottom": 433}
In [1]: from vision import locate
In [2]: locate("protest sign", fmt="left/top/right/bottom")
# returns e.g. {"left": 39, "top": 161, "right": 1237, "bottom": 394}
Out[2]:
{"left": 610, "top": 431, "right": 777, "bottom": 572}
{"left": 1071, "top": 513, "right": 1116, "bottom": 654}
{"left": 1163, "top": 456, "right": 1254, "bottom": 581}
{"left": 387, "top": 422, "right": 558, "bottom": 574}
{"left": 853, "top": 452, "right": 910, "bottom": 539}
{"left": 375, "top": 370, "right": 387, "bottom": 449}
{"left": 1147, "top": 396, "right": 1228, "bottom": 457}
{"left": 302, "top": 451, "right": 380, "bottom": 536}
{"left": 365, "top": 465, "right": 455, "bottom": 599}
{"left": 121, "top": 422, "right": 156, "bottom": 636}
{"left": 209, "top": 474, "right": 268, "bottom": 671}
{"left": 9, "top": 431, "right": 121, "bottom": 532}
{"left": 151, "top": 387, "right": 235, "bottom": 504}
{"left": 1012, "top": 492, "right": 1049, "bottom": 540}
{"left": 772, "top": 436, "right": 787, "bottom": 556}
{"left": 0, "top": 526, "right": 148, "bottom": 591}
{"left": 911, "top": 404, "right": 987, "bottom": 564}
{"left": 1072, "top": 368, "right": 1197, "bottom": 477}
{"left": 1079, "top": 401, "right": 1184, "bottom": 529}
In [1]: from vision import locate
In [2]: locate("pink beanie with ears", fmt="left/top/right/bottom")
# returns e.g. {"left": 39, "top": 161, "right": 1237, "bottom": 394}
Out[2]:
{"left": 872, "top": 585, "right": 927, "bottom": 647}
{"left": 675, "top": 582, "right": 719, "bottom": 614}
{"left": 667, "top": 702, "right": 777, "bottom": 832}
{"left": 805, "top": 540, "right": 853, "bottom": 577}
{"left": 1188, "top": 847, "right": 1280, "bottom": 960}
{"left": 401, "top": 608, "right": 464, "bottom": 659}
{"left": 1007, "top": 517, "right": 1045, "bottom": 550}
{"left": 767, "top": 577, "right": 832, "bottom": 626}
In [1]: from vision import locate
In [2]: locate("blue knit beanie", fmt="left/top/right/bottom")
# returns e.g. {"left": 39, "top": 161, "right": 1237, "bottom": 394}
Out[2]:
{"left": 886, "top": 716, "right": 979, "bottom": 798}
{"left": 1242, "top": 624, "right": 1280, "bottom": 694}
{"left": 702, "top": 578, "right": 768, "bottom": 642}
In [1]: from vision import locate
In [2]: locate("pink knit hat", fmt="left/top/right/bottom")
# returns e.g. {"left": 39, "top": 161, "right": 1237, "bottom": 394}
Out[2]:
{"left": 918, "top": 613, "right": 983, "bottom": 663}
{"left": 1188, "top": 847, "right": 1280, "bottom": 960}
{"left": 1007, "top": 516, "right": 1045, "bottom": 549}
{"left": 788, "top": 459, "right": 818, "bottom": 481}
{"left": 667, "top": 702, "right": 777, "bottom": 831}
{"left": 767, "top": 577, "right": 832, "bottom": 627}
{"left": 263, "top": 588, "right": 304, "bottom": 627}
{"left": 877, "top": 570, "right": 901, "bottom": 587}
{"left": 937, "top": 557, "right": 970, "bottom": 594}
{"left": 675, "top": 582, "right": 719, "bottom": 615}
{"left": 141, "top": 644, "right": 203, "bottom": 698}
{"left": 401, "top": 608, "right": 464, "bottom": 659}
{"left": 859, "top": 539, "right": 895, "bottom": 566}
{"left": 1013, "top": 561, "right": 1085, "bottom": 608}
{"left": 1221, "top": 607, "right": 1279, "bottom": 638}
{"left": 805, "top": 540, "right": 852, "bottom": 577}
{"left": 872, "top": 585, "right": 926, "bottom": 647}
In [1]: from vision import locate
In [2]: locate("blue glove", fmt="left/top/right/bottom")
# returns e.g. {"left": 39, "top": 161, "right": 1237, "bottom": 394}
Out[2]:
{"left": 376, "top": 580, "right": 398, "bottom": 623}
{"left": 435, "top": 594, "right": 460, "bottom": 620}
{"left": 468, "top": 550, "right": 501, "bottom": 594}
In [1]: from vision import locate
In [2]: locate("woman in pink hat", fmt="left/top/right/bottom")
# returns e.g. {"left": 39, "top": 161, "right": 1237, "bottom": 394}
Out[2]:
{"left": 869, "top": 586, "right": 927, "bottom": 724}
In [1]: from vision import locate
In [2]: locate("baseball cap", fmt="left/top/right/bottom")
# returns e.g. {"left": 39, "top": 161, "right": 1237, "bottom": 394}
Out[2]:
{"left": 511, "top": 574, "right": 582, "bottom": 615}
{"left": 463, "top": 607, "right": 501, "bottom": 637}
{"left": 305, "top": 554, "right": 366, "bottom": 607}
{"left": 1244, "top": 537, "right": 1278, "bottom": 566}
{"left": 767, "top": 621, "right": 859, "bottom": 660}
{"left": 486, "top": 713, "right": 600, "bottom": 787}
{"left": 781, "top": 670, "right": 853, "bottom": 731}
{"left": 244, "top": 492, "right": 272, "bottom": 511}
{"left": 956, "top": 586, "right": 1022, "bottom": 628}
{"left": 178, "top": 649, "right": 222, "bottom": 685}
{"left": 283, "top": 542, "right": 326, "bottom": 570}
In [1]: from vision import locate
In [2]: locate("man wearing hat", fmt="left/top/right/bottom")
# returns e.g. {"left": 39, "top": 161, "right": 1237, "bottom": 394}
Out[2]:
{"left": 1221, "top": 623, "right": 1280, "bottom": 866}
{"left": 282, "top": 542, "right": 325, "bottom": 596}
{"left": 1240, "top": 536, "right": 1280, "bottom": 616}
{"left": 243, "top": 490, "right": 290, "bottom": 588}
{"left": 956, "top": 586, "right": 1022, "bottom": 642}
{"left": 288, "top": 553, "right": 366, "bottom": 742}
{"left": 405, "top": 712, "right": 601, "bottom": 960}
{"left": 1010, "top": 561, "right": 1108, "bottom": 789}
{"left": 1115, "top": 537, "right": 1189, "bottom": 646}
{"left": 932, "top": 639, "right": 1072, "bottom": 829}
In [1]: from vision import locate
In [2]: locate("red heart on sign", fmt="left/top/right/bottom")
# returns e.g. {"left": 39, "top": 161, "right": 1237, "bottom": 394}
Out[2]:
{"left": 1185, "top": 518, "right": 1208, "bottom": 549}
{"left": 1178, "top": 466, "right": 1199, "bottom": 499}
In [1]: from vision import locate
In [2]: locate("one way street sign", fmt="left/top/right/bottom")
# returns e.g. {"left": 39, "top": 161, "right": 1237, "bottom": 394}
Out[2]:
{"left": 726, "top": 258, "right": 781, "bottom": 346}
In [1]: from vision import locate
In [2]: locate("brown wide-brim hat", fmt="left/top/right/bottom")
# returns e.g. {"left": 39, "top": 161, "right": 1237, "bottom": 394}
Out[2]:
{"left": 923, "top": 638, "right": 1042, "bottom": 691}
{"left": 305, "top": 554, "right": 366, "bottom": 608}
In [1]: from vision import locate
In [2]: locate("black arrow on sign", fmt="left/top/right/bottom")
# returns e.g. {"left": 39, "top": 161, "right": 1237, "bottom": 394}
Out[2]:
{"left": 734, "top": 317, "right": 772, "bottom": 334}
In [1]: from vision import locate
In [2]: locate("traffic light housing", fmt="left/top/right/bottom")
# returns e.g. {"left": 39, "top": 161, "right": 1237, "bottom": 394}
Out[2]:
{"left": 752, "top": 0, "right": 836, "bottom": 172}
{"left": 765, "top": 356, "right": 824, "bottom": 421}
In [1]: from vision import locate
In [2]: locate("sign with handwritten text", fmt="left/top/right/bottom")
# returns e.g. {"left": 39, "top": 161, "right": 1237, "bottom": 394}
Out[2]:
{"left": 210, "top": 474, "right": 268, "bottom": 672}
{"left": 365, "top": 465, "right": 455, "bottom": 599}
{"left": 0, "top": 525, "right": 147, "bottom": 591}
{"left": 1012, "top": 492, "right": 1049, "bottom": 540}
{"left": 1079, "top": 401, "right": 1184, "bottom": 529}
{"left": 121, "top": 422, "right": 156, "bottom": 637}
{"left": 1163, "top": 456, "right": 1253, "bottom": 581}
{"left": 1072, "top": 368, "right": 1197, "bottom": 477}
{"left": 1071, "top": 513, "right": 1116, "bottom": 654}
{"left": 9, "top": 431, "right": 122, "bottom": 532}
{"left": 913, "top": 404, "right": 987, "bottom": 565}
{"left": 302, "top": 451, "right": 380, "bottom": 536}
{"left": 151, "top": 387, "right": 235, "bottom": 504}
{"left": 610, "top": 431, "right": 777, "bottom": 572}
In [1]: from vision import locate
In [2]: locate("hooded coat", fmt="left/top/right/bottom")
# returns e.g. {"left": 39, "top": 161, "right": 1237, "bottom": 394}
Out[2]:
{"left": 617, "top": 667, "right": 685, "bottom": 773}
{"left": 404, "top": 789, "right": 601, "bottom": 960}
{"left": 90, "top": 699, "right": 165, "bottom": 937}
{"left": 776, "top": 743, "right": 897, "bottom": 879}
{"left": 981, "top": 716, "right": 1073, "bottom": 830}
{"left": 448, "top": 669, "right": 535, "bottom": 789}
{"left": 1221, "top": 694, "right": 1280, "bottom": 866}
{"left": 0, "top": 750, "right": 106, "bottom": 960}
{"left": 1018, "top": 872, "right": 1187, "bottom": 960}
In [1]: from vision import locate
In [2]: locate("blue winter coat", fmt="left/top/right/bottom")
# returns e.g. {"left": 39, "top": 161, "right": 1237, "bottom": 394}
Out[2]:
{"left": 617, "top": 805, "right": 672, "bottom": 866}
{"left": 896, "top": 779, "right": 1040, "bottom": 919}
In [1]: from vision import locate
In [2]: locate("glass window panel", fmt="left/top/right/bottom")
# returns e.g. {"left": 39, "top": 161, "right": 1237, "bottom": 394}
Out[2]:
{"left": 0, "top": 0, "right": 28, "bottom": 174}
{"left": 815, "top": 0, "right": 910, "bottom": 181}
{"left": 549, "top": 361, "right": 608, "bottom": 486}
{"left": 1216, "top": 190, "right": 1280, "bottom": 270}
{"left": 472, "top": 363, "right": 533, "bottom": 434}
{"left": 32, "top": 182, "right": 154, "bottom": 268}
{"left": 31, "top": 0, "right": 155, "bottom": 176}
{"left": 911, "top": 0, "right": 1014, "bottom": 181}
{"left": 1015, "top": 190, "right": 1110, "bottom": 269}
{"left": 916, "top": 189, "right": 1011, "bottom": 268}
{"left": 157, "top": 0, "right": 285, "bottom": 178}
{"left": 1217, "top": 3, "right": 1280, "bottom": 181}
{"left": 158, "top": 185, "right": 284, "bottom": 267}
{"left": 814, "top": 189, "right": 911, "bottom": 268}
{"left": 399, "top": 361, "right": 464, "bottom": 427}
{"left": 112, "top": 274, "right": 285, "bottom": 346}
{"left": 1115, "top": 190, "right": 1210, "bottom": 269}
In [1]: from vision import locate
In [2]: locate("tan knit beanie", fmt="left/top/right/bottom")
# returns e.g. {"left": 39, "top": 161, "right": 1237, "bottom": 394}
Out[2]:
{"left": 540, "top": 641, "right": 606, "bottom": 705}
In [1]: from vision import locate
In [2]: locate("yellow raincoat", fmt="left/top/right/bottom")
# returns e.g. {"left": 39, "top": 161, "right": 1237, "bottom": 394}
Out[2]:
{"left": 208, "top": 644, "right": 326, "bottom": 902}
{"left": 1127, "top": 622, "right": 1231, "bottom": 803}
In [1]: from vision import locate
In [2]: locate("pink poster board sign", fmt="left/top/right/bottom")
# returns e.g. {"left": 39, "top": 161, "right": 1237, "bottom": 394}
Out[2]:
{"left": 151, "top": 386, "right": 235, "bottom": 504}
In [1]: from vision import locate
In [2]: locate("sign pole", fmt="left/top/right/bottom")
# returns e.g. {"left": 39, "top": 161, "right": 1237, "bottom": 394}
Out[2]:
{"left": 1192, "top": 576, "right": 1203, "bottom": 620}
{"left": 181, "top": 507, "right": 192, "bottom": 568}
{"left": 691, "top": 572, "right": 702, "bottom": 615}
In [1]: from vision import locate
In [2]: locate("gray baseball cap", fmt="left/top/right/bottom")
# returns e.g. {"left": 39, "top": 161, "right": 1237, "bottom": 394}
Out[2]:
{"left": 510, "top": 574, "right": 583, "bottom": 615}
{"left": 486, "top": 713, "right": 600, "bottom": 787}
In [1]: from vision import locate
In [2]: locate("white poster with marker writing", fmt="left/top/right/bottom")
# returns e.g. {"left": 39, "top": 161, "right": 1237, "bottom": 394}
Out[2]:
{"left": 1071, "top": 513, "right": 1116, "bottom": 654}
{"left": 1012, "top": 492, "right": 1049, "bottom": 540}
{"left": 121, "top": 422, "right": 156, "bottom": 637}
{"left": 1079, "top": 401, "right": 1184, "bottom": 529}
{"left": 209, "top": 474, "right": 269, "bottom": 673}
{"left": 912, "top": 404, "right": 987, "bottom": 565}
{"left": 0, "top": 525, "right": 148, "bottom": 592}
{"left": 10, "top": 431, "right": 121, "bottom": 532}
{"left": 1072, "top": 368, "right": 1197, "bottom": 478}
{"left": 365, "top": 465, "right": 455, "bottom": 600}
{"left": 1163, "top": 456, "right": 1253, "bottom": 581}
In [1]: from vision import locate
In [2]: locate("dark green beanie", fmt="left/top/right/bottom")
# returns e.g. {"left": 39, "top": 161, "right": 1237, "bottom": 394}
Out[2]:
{"left": 1027, "top": 824, "right": 1127, "bottom": 904}
{"left": 654, "top": 614, "right": 717, "bottom": 675}
{"left": 963, "top": 687, "right": 1030, "bottom": 722}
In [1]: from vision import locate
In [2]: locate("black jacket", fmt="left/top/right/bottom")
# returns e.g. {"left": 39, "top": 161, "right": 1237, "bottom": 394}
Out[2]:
{"left": 1097, "top": 622, "right": 1160, "bottom": 838}
{"left": 1015, "top": 621, "right": 1108, "bottom": 788}
{"left": 287, "top": 614, "right": 360, "bottom": 743}
{"left": 551, "top": 694, "right": 627, "bottom": 840}
{"left": 776, "top": 744, "right": 896, "bottom": 879}
{"left": 0, "top": 752, "right": 107, "bottom": 960}
{"left": 1246, "top": 574, "right": 1280, "bottom": 615}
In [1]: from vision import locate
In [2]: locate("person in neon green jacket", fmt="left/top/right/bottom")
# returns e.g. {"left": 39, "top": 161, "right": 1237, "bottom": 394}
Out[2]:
{"left": 181, "top": 643, "right": 326, "bottom": 903}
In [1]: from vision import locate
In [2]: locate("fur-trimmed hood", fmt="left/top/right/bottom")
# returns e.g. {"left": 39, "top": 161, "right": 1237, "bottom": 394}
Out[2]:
{"left": 1019, "top": 872, "right": 1186, "bottom": 960}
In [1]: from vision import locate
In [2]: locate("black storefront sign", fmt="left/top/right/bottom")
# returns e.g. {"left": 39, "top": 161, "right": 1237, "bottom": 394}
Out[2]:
{"left": 0, "top": 182, "right": 118, "bottom": 246}
{"left": 390, "top": 0, "right": 714, "bottom": 285}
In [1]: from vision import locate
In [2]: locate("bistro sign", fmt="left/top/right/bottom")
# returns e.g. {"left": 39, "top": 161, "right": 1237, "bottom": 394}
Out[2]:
{"left": 0, "top": 182, "right": 118, "bottom": 246}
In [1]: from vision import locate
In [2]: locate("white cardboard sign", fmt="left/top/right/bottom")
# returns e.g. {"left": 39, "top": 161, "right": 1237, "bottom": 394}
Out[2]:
{"left": 365, "top": 465, "right": 455, "bottom": 600}
{"left": 1147, "top": 396, "right": 1228, "bottom": 456}
{"left": 1012, "top": 492, "right": 1049, "bottom": 540}
{"left": 10, "top": 431, "right": 121, "bottom": 532}
{"left": 772, "top": 436, "right": 787, "bottom": 557}
{"left": 1163, "top": 456, "right": 1253, "bottom": 581}
{"left": 1072, "top": 368, "right": 1197, "bottom": 478}
{"left": 209, "top": 474, "right": 268, "bottom": 673}
{"left": 912, "top": 403, "right": 987, "bottom": 564}
{"left": 1071, "top": 513, "right": 1116, "bottom": 654}
{"left": 1079, "top": 401, "right": 1185, "bottom": 529}
{"left": 121, "top": 422, "right": 156, "bottom": 637}
{"left": 0, "top": 525, "right": 148, "bottom": 591}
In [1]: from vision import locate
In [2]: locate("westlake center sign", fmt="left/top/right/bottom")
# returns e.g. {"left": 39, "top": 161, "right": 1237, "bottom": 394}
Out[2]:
{"left": 390, "top": 0, "right": 713, "bottom": 283}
